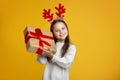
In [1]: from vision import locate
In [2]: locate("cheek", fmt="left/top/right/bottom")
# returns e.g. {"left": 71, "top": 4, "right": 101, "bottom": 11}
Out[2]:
{"left": 53, "top": 32, "right": 59, "bottom": 37}
{"left": 64, "top": 29, "right": 68, "bottom": 34}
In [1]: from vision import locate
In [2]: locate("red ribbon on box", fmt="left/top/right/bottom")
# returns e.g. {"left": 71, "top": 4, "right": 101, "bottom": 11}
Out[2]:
{"left": 25, "top": 28, "right": 54, "bottom": 55}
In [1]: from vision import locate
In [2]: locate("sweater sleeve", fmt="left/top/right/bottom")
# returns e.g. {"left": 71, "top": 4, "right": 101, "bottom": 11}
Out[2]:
{"left": 37, "top": 54, "right": 47, "bottom": 64}
{"left": 51, "top": 45, "right": 76, "bottom": 69}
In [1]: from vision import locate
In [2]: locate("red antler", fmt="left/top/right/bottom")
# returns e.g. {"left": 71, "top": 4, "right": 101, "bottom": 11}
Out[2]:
{"left": 55, "top": 3, "right": 66, "bottom": 18}
{"left": 42, "top": 9, "right": 53, "bottom": 22}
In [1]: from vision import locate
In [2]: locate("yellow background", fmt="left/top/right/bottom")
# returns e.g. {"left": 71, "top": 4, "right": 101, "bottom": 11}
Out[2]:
{"left": 0, "top": 0, "right": 120, "bottom": 80}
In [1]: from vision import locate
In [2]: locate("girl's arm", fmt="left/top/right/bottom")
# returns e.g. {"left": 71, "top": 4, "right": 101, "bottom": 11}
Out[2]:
{"left": 37, "top": 54, "right": 47, "bottom": 64}
{"left": 51, "top": 45, "right": 76, "bottom": 69}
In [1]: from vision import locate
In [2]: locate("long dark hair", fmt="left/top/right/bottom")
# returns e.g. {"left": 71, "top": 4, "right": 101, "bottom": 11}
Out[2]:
{"left": 50, "top": 19, "right": 70, "bottom": 57}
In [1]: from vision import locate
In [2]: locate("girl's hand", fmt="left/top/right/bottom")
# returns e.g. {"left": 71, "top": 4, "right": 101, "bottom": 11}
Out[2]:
{"left": 42, "top": 48, "right": 54, "bottom": 59}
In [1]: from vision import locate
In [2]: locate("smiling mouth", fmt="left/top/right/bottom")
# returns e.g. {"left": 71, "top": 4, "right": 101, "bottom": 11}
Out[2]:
{"left": 60, "top": 35, "right": 63, "bottom": 37}
{"left": 59, "top": 34, "right": 65, "bottom": 37}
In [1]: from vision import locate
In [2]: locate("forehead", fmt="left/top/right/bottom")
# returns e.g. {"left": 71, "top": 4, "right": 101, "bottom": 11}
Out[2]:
{"left": 53, "top": 22, "right": 66, "bottom": 29}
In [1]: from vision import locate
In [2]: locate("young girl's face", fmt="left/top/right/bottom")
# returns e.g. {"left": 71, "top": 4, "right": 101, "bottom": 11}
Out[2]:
{"left": 52, "top": 22, "right": 68, "bottom": 42}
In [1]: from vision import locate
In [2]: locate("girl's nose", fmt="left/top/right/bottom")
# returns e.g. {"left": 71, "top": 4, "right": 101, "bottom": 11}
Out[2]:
{"left": 59, "top": 30, "right": 63, "bottom": 34}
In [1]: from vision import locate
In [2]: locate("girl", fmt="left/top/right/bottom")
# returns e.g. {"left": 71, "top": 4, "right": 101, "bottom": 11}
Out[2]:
{"left": 37, "top": 19, "right": 76, "bottom": 80}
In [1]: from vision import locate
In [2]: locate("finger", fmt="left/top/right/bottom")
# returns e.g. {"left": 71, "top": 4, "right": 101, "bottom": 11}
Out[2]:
{"left": 43, "top": 50, "right": 49, "bottom": 54}
{"left": 44, "top": 47, "right": 49, "bottom": 50}
{"left": 41, "top": 52, "right": 45, "bottom": 56}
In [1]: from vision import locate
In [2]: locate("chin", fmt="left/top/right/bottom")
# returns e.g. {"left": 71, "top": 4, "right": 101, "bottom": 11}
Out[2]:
{"left": 58, "top": 38, "right": 65, "bottom": 41}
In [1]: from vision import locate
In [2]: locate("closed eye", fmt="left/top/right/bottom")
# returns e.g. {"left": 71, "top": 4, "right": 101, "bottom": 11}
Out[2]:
{"left": 55, "top": 30, "right": 59, "bottom": 32}
{"left": 62, "top": 27, "right": 65, "bottom": 30}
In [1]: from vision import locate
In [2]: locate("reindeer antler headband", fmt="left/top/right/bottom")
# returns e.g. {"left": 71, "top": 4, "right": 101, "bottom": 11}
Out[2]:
{"left": 42, "top": 3, "right": 66, "bottom": 23}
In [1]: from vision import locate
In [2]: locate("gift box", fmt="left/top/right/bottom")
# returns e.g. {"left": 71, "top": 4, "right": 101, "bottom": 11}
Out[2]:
{"left": 24, "top": 26, "right": 56, "bottom": 55}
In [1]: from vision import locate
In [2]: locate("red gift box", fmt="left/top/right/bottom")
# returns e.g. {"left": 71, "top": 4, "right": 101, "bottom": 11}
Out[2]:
{"left": 24, "top": 26, "right": 56, "bottom": 55}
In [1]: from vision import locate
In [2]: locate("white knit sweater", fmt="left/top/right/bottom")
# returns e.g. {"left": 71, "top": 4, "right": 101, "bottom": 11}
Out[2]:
{"left": 37, "top": 42, "right": 76, "bottom": 80}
